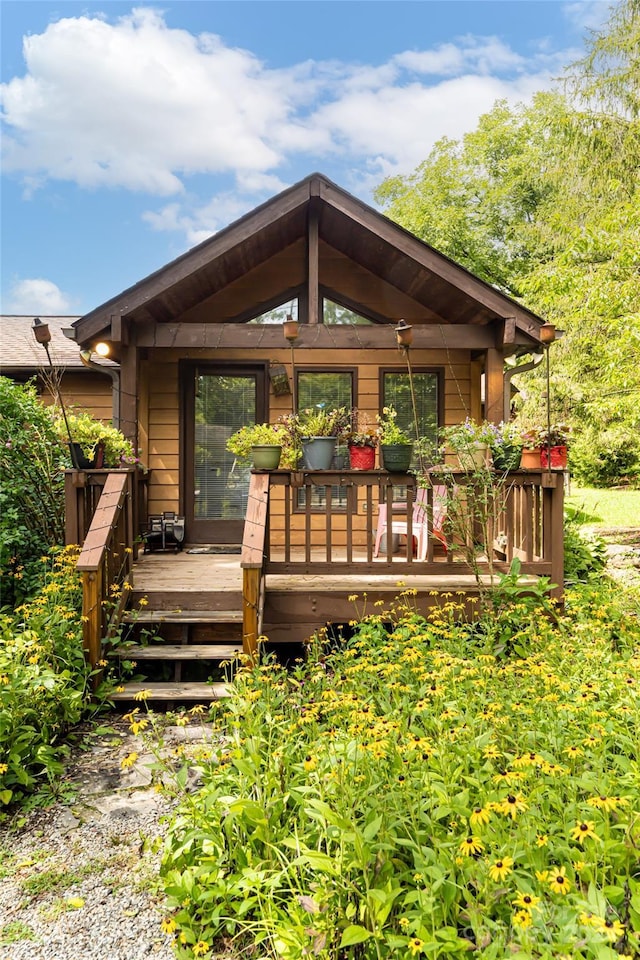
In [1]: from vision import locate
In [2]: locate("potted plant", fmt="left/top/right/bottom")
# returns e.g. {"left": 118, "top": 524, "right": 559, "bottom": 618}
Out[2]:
{"left": 520, "top": 424, "right": 570, "bottom": 470}
{"left": 226, "top": 422, "right": 293, "bottom": 470}
{"left": 53, "top": 411, "right": 137, "bottom": 468}
{"left": 284, "top": 407, "right": 350, "bottom": 469}
{"left": 486, "top": 421, "right": 524, "bottom": 471}
{"left": 440, "top": 418, "right": 494, "bottom": 471}
{"left": 344, "top": 409, "right": 378, "bottom": 469}
{"left": 376, "top": 405, "right": 413, "bottom": 472}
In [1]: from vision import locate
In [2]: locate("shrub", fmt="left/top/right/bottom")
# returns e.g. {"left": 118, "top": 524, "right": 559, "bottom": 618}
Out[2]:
{"left": 564, "top": 512, "right": 607, "bottom": 583}
{"left": 0, "top": 547, "right": 91, "bottom": 808}
{"left": 570, "top": 425, "right": 640, "bottom": 488}
{"left": 0, "top": 378, "right": 66, "bottom": 608}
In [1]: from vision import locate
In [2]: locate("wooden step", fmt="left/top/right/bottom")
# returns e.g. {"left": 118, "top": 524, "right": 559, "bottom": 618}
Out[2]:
{"left": 123, "top": 609, "right": 243, "bottom": 624}
{"left": 110, "top": 681, "right": 230, "bottom": 702}
{"left": 112, "top": 643, "right": 242, "bottom": 660}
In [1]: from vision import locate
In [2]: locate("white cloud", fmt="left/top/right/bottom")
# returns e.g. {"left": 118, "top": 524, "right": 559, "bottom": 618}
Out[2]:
{"left": 1, "top": 6, "right": 572, "bottom": 244}
{"left": 563, "top": 1, "right": 612, "bottom": 32}
{"left": 3, "top": 278, "right": 73, "bottom": 314}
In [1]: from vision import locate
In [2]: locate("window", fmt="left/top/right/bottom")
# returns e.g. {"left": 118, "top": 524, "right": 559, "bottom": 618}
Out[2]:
{"left": 382, "top": 370, "right": 441, "bottom": 465}
{"left": 322, "top": 299, "right": 373, "bottom": 325}
{"left": 247, "top": 298, "right": 298, "bottom": 324}
{"left": 296, "top": 370, "right": 354, "bottom": 510}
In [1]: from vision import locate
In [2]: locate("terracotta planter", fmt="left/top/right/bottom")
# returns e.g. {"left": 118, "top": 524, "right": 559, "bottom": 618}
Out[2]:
{"left": 520, "top": 448, "right": 542, "bottom": 469}
{"left": 348, "top": 444, "right": 376, "bottom": 470}
{"left": 540, "top": 444, "right": 568, "bottom": 469}
{"left": 380, "top": 443, "right": 413, "bottom": 472}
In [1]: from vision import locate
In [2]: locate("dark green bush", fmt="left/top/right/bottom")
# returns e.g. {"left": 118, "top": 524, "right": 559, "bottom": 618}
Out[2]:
{"left": 0, "top": 378, "right": 66, "bottom": 608}
{"left": 570, "top": 425, "right": 640, "bottom": 488}
{"left": 563, "top": 511, "right": 607, "bottom": 583}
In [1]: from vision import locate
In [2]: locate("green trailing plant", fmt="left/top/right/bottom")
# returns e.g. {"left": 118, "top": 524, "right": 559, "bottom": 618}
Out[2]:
{"left": 0, "top": 377, "right": 66, "bottom": 608}
{"left": 53, "top": 411, "right": 137, "bottom": 468}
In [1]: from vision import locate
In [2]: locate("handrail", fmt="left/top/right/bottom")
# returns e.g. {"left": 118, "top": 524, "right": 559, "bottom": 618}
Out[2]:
{"left": 240, "top": 473, "right": 270, "bottom": 658}
{"left": 256, "top": 468, "right": 564, "bottom": 596}
{"left": 76, "top": 471, "right": 134, "bottom": 682}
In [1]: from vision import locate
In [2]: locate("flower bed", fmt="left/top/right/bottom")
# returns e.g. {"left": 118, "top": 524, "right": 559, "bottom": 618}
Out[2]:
{"left": 159, "top": 583, "right": 640, "bottom": 958}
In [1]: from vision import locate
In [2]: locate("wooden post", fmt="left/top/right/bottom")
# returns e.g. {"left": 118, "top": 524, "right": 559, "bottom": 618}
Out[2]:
{"left": 548, "top": 473, "right": 564, "bottom": 601}
{"left": 242, "top": 567, "right": 260, "bottom": 659}
{"left": 484, "top": 348, "right": 504, "bottom": 424}
{"left": 83, "top": 566, "right": 103, "bottom": 688}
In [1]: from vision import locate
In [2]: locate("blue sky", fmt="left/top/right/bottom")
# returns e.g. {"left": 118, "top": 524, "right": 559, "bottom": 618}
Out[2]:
{"left": 0, "top": 0, "right": 610, "bottom": 317}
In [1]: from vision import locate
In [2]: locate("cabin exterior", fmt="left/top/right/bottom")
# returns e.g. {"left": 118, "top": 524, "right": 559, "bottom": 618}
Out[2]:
{"left": 59, "top": 173, "right": 563, "bottom": 700}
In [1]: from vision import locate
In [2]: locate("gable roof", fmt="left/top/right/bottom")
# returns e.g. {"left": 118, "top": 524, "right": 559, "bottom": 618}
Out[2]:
{"left": 72, "top": 172, "right": 545, "bottom": 344}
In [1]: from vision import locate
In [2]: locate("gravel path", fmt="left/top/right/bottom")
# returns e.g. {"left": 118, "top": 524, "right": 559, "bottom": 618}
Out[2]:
{"left": 0, "top": 719, "right": 215, "bottom": 960}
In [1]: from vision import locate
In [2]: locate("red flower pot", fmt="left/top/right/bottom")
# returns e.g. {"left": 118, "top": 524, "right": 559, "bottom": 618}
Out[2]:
{"left": 540, "top": 444, "right": 568, "bottom": 469}
{"left": 349, "top": 444, "right": 376, "bottom": 469}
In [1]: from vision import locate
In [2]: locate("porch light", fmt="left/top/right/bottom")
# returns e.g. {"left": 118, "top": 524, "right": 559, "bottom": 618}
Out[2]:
{"left": 31, "top": 317, "right": 80, "bottom": 468}
{"left": 95, "top": 341, "right": 111, "bottom": 357}
{"left": 394, "top": 318, "right": 413, "bottom": 348}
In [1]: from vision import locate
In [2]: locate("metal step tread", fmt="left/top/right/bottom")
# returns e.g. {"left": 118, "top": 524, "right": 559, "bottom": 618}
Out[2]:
{"left": 111, "top": 643, "right": 242, "bottom": 661}
{"left": 110, "top": 681, "right": 230, "bottom": 701}
{"left": 122, "top": 609, "right": 243, "bottom": 624}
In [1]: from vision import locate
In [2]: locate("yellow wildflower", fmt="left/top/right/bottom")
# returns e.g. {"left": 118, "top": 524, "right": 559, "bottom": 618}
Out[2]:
{"left": 571, "top": 820, "right": 598, "bottom": 843}
{"left": 408, "top": 938, "right": 425, "bottom": 955}
{"left": 512, "top": 892, "right": 540, "bottom": 912}
{"left": 548, "top": 867, "right": 571, "bottom": 895}
{"left": 160, "top": 917, "right": 177, "bottom": 934}
{"left": 459, "top": 836, "right": 484, "bottom": 857}
{"left": 120, "top": 752, "right": 138, "bottom": 770}
{"left": 512, "top": 910, "right": 532, "bottom": 929}
{"left": 488, "top": 856, "right": 514, "bottom": 881}
{"left": 192, "top": 941, "right": 210, "bottom": 957}
{"left": 469, "top": 806, "right": 491, "bottom": 828}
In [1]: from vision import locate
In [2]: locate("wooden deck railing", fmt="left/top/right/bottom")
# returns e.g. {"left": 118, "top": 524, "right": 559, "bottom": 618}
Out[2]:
{"left": 242, "top": 467, "right": 564, "bottom": 605}
{"left": 73, "top": 470, "right": 136, "bottom": 681}
{"left": 64, "top": 467, "right": 147, "bottom": 551}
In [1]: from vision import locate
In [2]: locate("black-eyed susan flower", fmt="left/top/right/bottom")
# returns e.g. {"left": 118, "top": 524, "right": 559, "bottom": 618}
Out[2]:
{"left": 548, "top": 867, "right": 571, "bottom": 895}
{"left": 571, "top": 820, "right": 598, "bottom": 843}
{"left": 512, "top": 910, "right": 532, "bottom": 929}
{"left": 497, "top": 793, "right": 528, "bottom": 819}
{"left": 120, "top": 751, "right": 138, "bottom": 770}
{"left": 303, "top": 755, "right": 317, "bottom": 772}
{"left": 459, "top": 836, "right": 484, "bottom": 857}
{"left": 512, "top": 891, "right": 540, "bottom": 912}
{"left": 592, "top": 917, "right": 625, "bottom": 941}
{"left": 408, "top": 938, "right": 425, "bottom": 955}
{"left": 469, "top": 806, "right": 491, "bottom": 828}
{"left": 488, "top": 856, "right": 514, "bottom": 881}
{"left": 160, "top": 917, "right": 177, "bottom": 934}
{"left": 192, "top": 941, "right": 210, "bottom": 957}
{"left": 536, "top": 834, "right": 548, "bottom": 847}
{"left": 587, "top": 795, "right": 627, "bottom": 812}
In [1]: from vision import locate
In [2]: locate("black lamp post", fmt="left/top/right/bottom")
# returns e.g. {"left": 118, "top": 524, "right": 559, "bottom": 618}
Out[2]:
{"left": 394, "top": 319, "right": 423, "bottom": 471}
{"left": 32, "top": 317, "right": 81, "bottom": 469}
{"left": 283, "top": 315, "right": 299, "bottom": 412}
{"left": 539, "top": 322, "right": 557, "bottom": 473}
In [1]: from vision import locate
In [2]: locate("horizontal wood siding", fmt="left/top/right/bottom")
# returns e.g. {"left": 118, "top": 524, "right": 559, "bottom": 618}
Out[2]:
{"left": 142, "top": 346, "right": 471, "bottom": 529}
{"left": 41, "top": 372, "right": 113, "bottom": 422}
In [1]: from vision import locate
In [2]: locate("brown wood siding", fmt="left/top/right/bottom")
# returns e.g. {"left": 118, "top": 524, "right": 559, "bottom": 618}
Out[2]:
{"left": 141, "top": 346, "right": 472, "bottom": 526}
{"left": 40, "top": 372, "right": 113, "bottom": 422}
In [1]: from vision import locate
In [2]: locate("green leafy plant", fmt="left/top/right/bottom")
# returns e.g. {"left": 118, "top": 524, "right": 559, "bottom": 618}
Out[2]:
{"left": 285, "top": 406, "right": 350, "bottom": 439}
{"left": 53, "top": 411, "right": 136, "bottom": 467}
{"left": 376, "top": 405, "right": 413, "bottom": 444}
{"left": 226, "top": 422, "right": 292, "bottom": 464}
{"left": 344, "top": 408, "right": 378, "bottom": 447}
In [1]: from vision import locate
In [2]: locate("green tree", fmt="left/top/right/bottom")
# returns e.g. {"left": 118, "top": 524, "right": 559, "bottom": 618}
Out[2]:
{"left": 376, "top": 0, "right": 640, "bottom": 484}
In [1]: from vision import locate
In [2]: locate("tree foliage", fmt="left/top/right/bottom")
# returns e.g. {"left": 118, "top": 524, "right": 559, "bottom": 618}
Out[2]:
{"left": 375, "top": 0, "right": 640, "bottom": 485}
{"left": 0, "top": 378, "right": 67, "bottom": 607}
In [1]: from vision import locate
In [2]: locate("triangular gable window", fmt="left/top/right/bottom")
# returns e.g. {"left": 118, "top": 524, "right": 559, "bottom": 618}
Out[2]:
{"left": 247, "top": 299, "right": 298, "bottom": 324}
{"left": 323, "top": 299, "right": 373, "bottom": 325}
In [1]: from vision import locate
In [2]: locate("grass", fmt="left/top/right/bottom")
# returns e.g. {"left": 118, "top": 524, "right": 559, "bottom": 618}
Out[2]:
{"left": 566, "top": 486, "right": 640, "bottom": 530}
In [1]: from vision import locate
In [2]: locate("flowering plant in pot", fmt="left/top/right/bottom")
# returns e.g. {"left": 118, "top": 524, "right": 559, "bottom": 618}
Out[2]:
{"left": 281, "top": 407, "right": 350, "bottom": 469}
{"left": 520, "top": 423, "right": 570, "bottom": 469}
{"left": 486, "top": 421, "right": 524, "bottom": 471}
{"left": 376, "top": 406, "right": 413, "bottom": 472}
{"left": 343, "top": 409, "right": 378, "bottom": 469}
{"left": 54, "top": 411, "right": 137, "bottom": 468}
{"left": 440, "top": 418, "right": 494, "bottom": 471}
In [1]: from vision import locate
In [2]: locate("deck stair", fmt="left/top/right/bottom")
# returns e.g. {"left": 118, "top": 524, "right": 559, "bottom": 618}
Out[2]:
{"left": 107, "top": 552, "right": 246, "bottom": 705}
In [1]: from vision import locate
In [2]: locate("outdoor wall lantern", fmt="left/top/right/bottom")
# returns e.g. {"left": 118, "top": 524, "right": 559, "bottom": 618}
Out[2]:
{"left": 394, "top": 318, "right": 414, "bottom": 348}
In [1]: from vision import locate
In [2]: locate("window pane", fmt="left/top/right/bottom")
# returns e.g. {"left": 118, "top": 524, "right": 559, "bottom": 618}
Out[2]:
{"left": 296, "top": 371, "right": 353, "bottom": 509}
{"left": 383, "top": 372, "right": 439, "bottom": 461}
{"left": 323, "top": 299, "right": 373, "bottom": 325}
{"left": 248, "top": 299, "right": 298, "bottom": 324}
